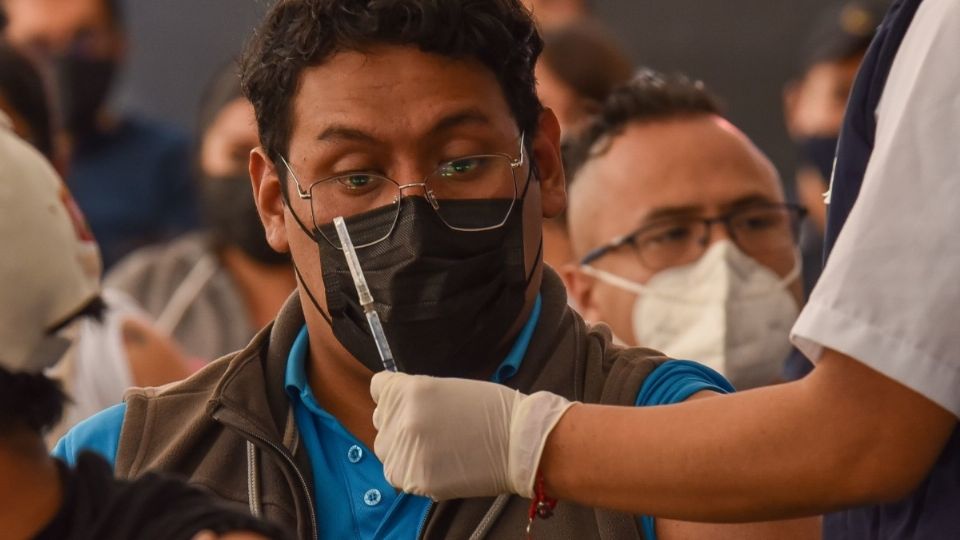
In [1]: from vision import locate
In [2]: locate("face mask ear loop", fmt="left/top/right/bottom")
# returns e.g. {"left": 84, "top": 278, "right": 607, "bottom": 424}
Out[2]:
{"left": 778, "top": 247, "right": 804, "bottom": 289}
{"left": 279, "top": 178, "right": 323, "bottom": 244}
{"left": 518, "top": 160, "right": 535, "bottom": 200}
{"left": 280, "top": 181, "right": 335, "bottom": 327}
{"left": 579, "top": 265, "right": 647, "bottom": 296}
{"left": 526, "top": 233, "right": 544, "bottom": 284}
{"left": 293, "top": 262, "right": 333, "bottom": 327}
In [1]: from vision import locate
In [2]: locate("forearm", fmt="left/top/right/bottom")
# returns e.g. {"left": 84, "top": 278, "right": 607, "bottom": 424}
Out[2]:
{"left": 541, "top": 351, "right": 956, "bottom": 522}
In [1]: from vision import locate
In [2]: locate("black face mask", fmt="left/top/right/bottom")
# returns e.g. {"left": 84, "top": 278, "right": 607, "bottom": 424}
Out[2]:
{"left": 297, "top": 194, "right": 534, "bottom": 377}
{"left": 797, "top": 136, "right": 839, "bottom": 183}
{"left": 202, "top": 174, "right": 290, "bottom": 266}
{"left": 52, "top": 53, "right": 117, "bottom": 136}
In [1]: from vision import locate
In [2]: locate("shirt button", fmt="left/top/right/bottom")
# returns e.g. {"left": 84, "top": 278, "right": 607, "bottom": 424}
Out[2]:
{"left": 363, "top": 489, "right": 382, "bottom": 507}
{"left": 347, "top": 445, "right": 363, "bottom": 464}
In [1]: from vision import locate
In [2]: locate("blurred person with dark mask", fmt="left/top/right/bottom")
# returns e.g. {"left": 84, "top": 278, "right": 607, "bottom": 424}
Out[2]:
{"left": 1, "top": 0, "right": 198, "bottom": 269}
{"left": 536, "top": 21, "right": 632, "bottom": 273}
{"left": 782, "top": 0, "right": 883, "bottom": 380}
{"left": 54, "top": 2, "right": 812, "bottom": 538}
{"left": 0, "top": 118, "right": 286, "bottom": 540}
{"left": 106, "top": 66, "right": 295, "bottom": 363}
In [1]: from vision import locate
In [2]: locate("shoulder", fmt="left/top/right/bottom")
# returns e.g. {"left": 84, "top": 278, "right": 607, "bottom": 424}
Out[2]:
{"left": 126, "top": 352, "right": 238, "bottom": 405}
{"left": 581, "top": 322, "right": 675, "bottom": 405}
{"left": 880, "top": 0, "right": 960, "bottom": 116}
{"left": 52, "top": 402, "right": 127, "bottom": 467}
{"left": 635, "top": 360, "right": 735, "bottom": 407}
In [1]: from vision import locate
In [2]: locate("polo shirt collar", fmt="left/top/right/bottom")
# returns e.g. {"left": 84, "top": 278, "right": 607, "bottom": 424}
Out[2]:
{"left": 285, "top": 293, "right": 543, "bottom": 397}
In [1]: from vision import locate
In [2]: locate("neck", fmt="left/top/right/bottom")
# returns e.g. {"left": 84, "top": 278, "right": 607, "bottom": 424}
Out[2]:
{"left": 0, "top": 431, "right": 62, "bottom": 540}
{"left": 221, "top": 247, "right": 297, "bottom": 328}
{"left": 301, "top": 295, "right": 378, "bottom": 449}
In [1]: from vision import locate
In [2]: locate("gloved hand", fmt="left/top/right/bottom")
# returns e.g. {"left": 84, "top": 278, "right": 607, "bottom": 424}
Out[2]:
{"left": 371, "top": 371, "right": 575, "bottom": 500}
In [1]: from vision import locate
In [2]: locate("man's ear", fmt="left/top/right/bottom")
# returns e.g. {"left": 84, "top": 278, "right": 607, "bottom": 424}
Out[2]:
{"left": 533, "top": 108, "right": 566, "bottom": 219}
{"left": 561, "top": 262, "right": 601, "bottom": 323}
{"left": 250, "top": 147, "right": 290, "bottom": 254}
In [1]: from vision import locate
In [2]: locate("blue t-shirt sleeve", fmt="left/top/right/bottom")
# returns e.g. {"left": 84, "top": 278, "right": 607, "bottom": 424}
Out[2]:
{"left": 634, "top": 360, "right": 735, "bottom": 540}
{"left": 51, "top": 402, "right": 126, "bottom": 468}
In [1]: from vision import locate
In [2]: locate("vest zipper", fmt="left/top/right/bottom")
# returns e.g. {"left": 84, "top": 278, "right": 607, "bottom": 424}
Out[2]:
{"left": 417, "top": 501, "right": 434, "bottom": 539}
{"left": 245, "top": 429, "right": 319, "bottom": 540}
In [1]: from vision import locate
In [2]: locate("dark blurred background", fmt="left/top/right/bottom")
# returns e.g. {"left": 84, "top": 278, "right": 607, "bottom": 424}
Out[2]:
{"left": 593, "top": 0, "right": 840, "bottom": 197}
{"left": 113, "top": 0, "right": 840, "bottom": 196}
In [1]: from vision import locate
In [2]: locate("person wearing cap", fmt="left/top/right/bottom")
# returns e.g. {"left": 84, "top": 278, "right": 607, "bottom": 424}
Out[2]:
{"left": 0, "top": 116, "right": 286, "bottom": 540}
{"left": 369, "top": 0, "right": 960, "bottom": 537}
{"left": 0, "top": 36, "right": 194, "bottom": 444}
{"left": 0, "top": 95, "right": 193, "bottom": 443}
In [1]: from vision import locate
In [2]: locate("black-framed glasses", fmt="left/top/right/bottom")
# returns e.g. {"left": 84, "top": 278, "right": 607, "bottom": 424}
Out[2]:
{"left": 581, "top": 203, "right": 807, "bottom": 272}
{"left": 280, "top": 134, "right": 527, "bottom": 249}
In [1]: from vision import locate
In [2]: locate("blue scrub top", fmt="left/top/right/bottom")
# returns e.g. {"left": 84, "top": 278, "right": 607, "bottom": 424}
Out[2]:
{"left": 822, "top": 0, "right": 960, "bottom": 537}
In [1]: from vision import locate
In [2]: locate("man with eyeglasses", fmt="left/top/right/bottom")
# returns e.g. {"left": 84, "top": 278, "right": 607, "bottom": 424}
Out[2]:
{"left": 52, "top": 1, "right": 814, "bottom": 538}
{"left": 561, "top": 71, "right": 806, "bottom": 390}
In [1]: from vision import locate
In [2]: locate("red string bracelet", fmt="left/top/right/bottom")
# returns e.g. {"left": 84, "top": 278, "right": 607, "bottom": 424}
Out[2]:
{"left": 525, "top": 474, "right": 558, "bottom": 539}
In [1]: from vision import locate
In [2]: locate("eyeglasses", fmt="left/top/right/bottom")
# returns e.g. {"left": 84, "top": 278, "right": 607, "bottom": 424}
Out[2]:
{"left": 581, "top": 203, "right": 807, "bottom": 272}
{"left": 280, "top": 134, "right": 527, "bottom": 249}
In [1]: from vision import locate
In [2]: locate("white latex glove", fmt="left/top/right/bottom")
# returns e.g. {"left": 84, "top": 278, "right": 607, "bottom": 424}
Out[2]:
{"left": 371, "top": 371, "right": 575, "bottom": 500}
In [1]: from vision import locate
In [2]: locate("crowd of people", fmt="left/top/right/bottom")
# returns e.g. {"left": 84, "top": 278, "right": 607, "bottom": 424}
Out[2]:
{"left": 1, "top": 0, "right": 957, "bottom": 539}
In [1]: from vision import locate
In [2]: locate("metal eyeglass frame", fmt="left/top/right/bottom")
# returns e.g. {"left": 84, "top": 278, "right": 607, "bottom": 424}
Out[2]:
{"left": 279, "top": 134, "right": 527, "bottom": 248}
{"left": 580, "top": 202, "right": 808, "bottom": 267}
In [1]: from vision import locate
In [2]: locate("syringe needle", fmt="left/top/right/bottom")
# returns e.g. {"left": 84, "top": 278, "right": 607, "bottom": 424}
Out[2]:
{"left": 333, "top": 217, "right": 398, "bottom": 372}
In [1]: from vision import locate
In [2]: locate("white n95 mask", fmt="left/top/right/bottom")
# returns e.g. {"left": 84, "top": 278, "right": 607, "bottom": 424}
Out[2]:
{"left": 582, "top": 241, "right": 799, "bottom": 389}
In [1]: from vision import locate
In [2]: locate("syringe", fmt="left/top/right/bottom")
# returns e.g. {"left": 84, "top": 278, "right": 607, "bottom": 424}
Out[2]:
{"left": 332, "top": 217, "right": 398, "bottom": 372}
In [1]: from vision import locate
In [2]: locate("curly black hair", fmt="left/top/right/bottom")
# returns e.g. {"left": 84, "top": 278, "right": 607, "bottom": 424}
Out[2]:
{"left": 564, "top": 69, "right": 723, "bottom": 183}
{"left": 0, "top": 367, "right": 67, "bottom": 435}
{"left": 240, "top": 0, "right": 544, "bottom": 180}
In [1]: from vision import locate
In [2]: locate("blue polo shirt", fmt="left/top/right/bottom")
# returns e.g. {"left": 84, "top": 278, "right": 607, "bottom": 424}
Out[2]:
{"left": 53, "top": 293, "right": 731, "bottom": 540}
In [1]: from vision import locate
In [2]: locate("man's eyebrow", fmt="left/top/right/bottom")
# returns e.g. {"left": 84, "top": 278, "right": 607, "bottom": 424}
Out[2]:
{"left": 315, "top": 108, "right": 494, "bottom": 145}
{"left": 720, "top": 194, "right": 779, "bottom": 212}
{"left": 316, "top": 125, "right": 382, "bottom": 145}
{"left": 425, "top": 108, "right": 495, "bottom": 138}
{"left": 639, "top": 205, "right": 704, "bottom": 226}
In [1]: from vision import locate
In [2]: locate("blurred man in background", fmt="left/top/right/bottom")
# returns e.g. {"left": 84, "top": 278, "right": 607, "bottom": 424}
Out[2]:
{"left": 106, "top": 66, "right": 295, "bottom": 363}
{"left": 2, "top": 0, "right": 198, "bottom": 268}
{"left": 563, "top": 71, "right": 806, "bottom": 390}
{"left": 782, "top": 0, "right": 882, "bottom": 379}
{"left": 536, "top": 20, "right": 633, "bottom": 273}
{"left": 0, "top": 117, "right": 283, "bottom": 540}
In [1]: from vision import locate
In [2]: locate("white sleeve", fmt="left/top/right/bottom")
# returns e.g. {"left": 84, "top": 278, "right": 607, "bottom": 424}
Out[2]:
{"left": 791, "top": 0, "right": 960, "bottom": 417}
